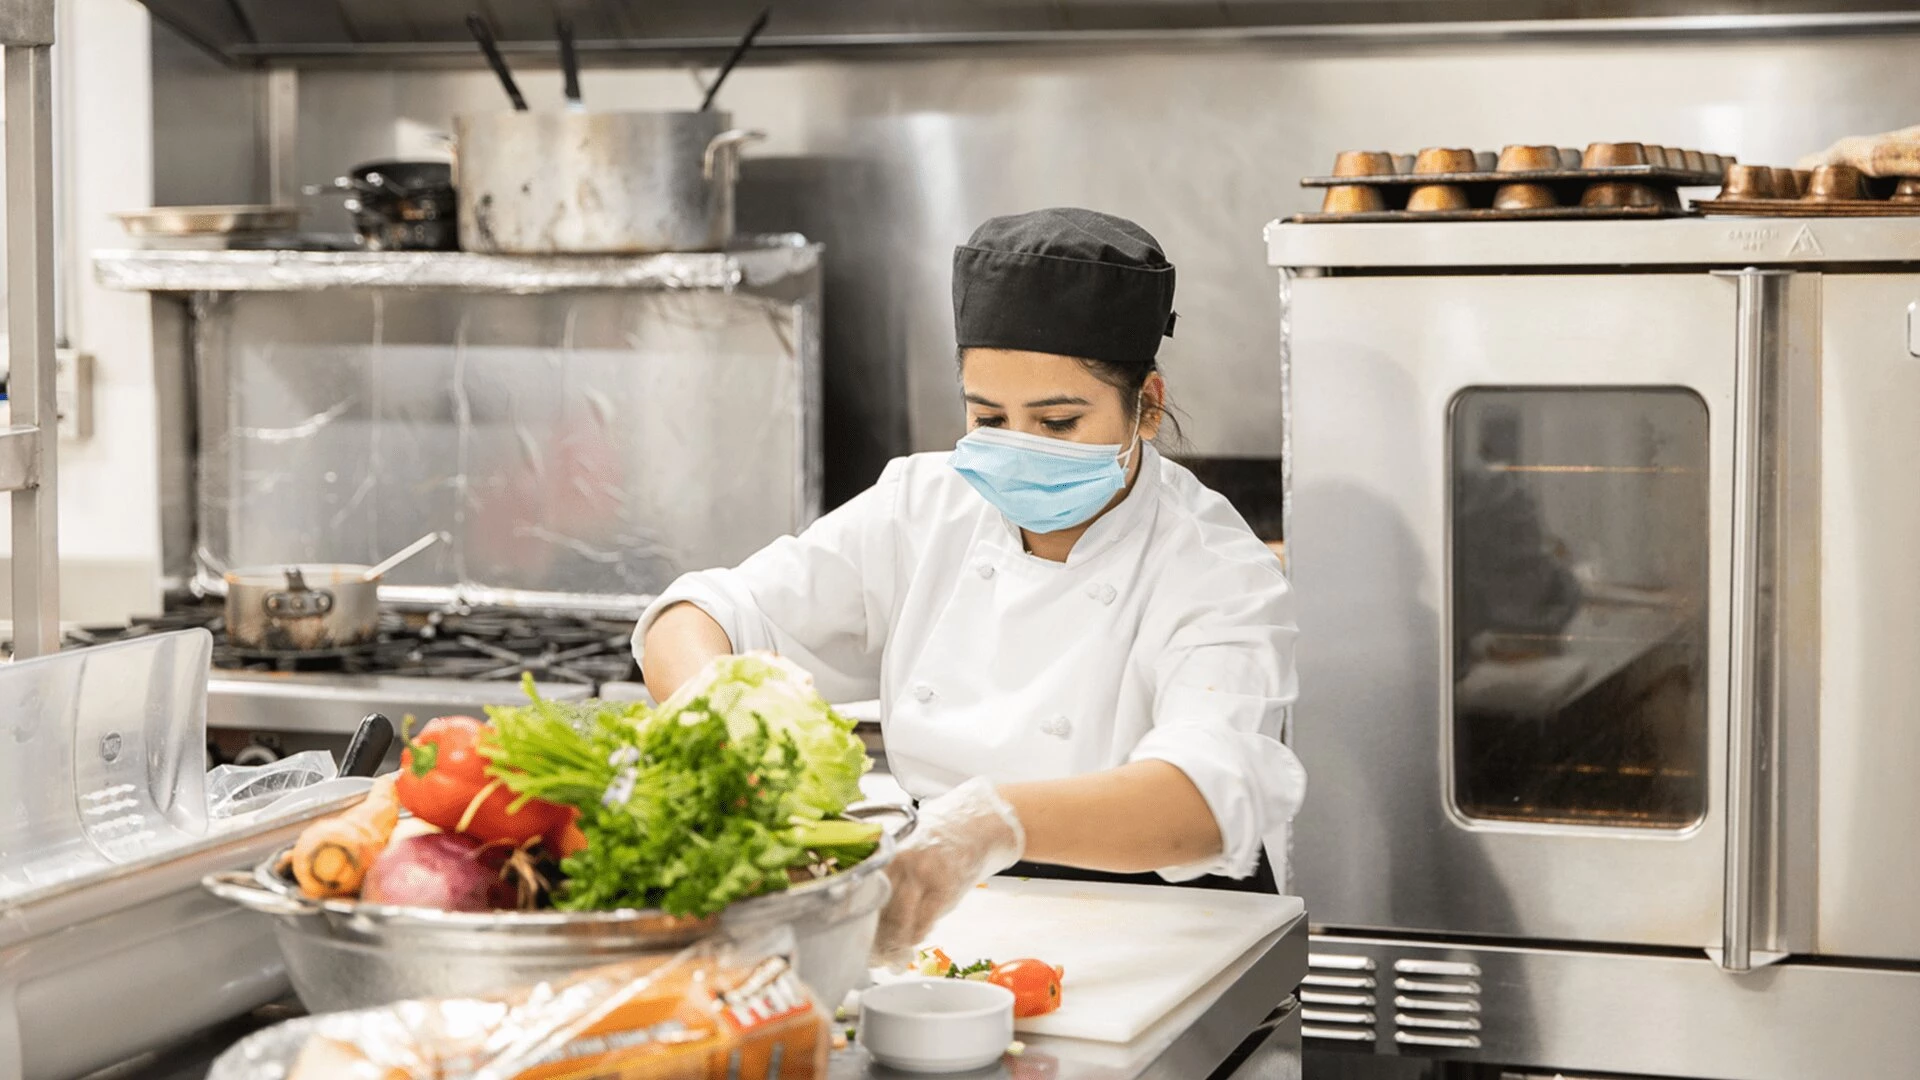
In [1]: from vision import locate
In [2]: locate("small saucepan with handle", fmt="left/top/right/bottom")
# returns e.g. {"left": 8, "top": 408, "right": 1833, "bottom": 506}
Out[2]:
{"left": 223, "top": 532, "right": 445, "bottom": 653}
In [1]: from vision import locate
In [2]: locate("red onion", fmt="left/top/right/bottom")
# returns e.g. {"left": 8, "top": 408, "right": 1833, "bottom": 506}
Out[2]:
{"left": 361, "top": 833, "right": 516, "bottom": 911}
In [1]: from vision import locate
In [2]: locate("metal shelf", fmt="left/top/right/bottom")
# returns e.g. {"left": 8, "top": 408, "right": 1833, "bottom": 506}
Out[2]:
{"left": 3, "top": 0, "right": 60, "bottom": 657}
{"left": 91, "top": 238, "right": 820, "bottom": 295}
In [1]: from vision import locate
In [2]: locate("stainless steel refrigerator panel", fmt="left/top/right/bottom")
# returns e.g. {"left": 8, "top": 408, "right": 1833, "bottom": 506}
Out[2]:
{"left": 1287, "top": 272, "right": 1739, "bottom": 947}
{"left": 1815, "top": 272, "right": 1920, "bottom": 961}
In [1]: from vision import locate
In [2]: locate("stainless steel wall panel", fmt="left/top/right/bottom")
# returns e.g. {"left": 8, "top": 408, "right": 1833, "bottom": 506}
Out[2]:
{"left": 258, "top": 32, "right": 1920, "bottom": 499}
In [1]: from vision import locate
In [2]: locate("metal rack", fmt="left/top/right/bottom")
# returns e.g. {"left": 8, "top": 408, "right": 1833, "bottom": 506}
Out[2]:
{"left": 3, "top": 0, "right": 59, "bottom": 657}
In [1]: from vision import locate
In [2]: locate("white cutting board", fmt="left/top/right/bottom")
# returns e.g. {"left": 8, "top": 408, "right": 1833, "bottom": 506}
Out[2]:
{"left": 915, "top": 878, "right": 1303, "bottom": 1043}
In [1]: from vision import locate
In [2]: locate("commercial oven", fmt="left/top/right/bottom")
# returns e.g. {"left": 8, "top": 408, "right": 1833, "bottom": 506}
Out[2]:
{"left": 1269, "top": 217, "right": 1920, "bottom": 1079}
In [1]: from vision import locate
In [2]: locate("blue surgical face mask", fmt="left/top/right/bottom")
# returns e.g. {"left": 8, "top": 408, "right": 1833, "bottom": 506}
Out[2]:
{"left": 951, "top": 422, "right": 1142, "bottom": 534}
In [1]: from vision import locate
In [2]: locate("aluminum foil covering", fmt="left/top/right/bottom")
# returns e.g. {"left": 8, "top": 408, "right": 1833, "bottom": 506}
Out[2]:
{"left": 92, "top": 234, "right": 820, "bottom": 295}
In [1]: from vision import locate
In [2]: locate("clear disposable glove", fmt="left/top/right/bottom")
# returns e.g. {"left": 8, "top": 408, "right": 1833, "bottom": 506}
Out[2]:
{"left": 1798, "top": 123, "right": 1920, "bottom": 177}
{"left": 869, "top": 777, "right": 1026, "bottom": 970}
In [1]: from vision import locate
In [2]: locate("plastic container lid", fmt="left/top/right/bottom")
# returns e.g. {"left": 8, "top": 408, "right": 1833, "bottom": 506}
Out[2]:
{"left": 1, "top": 629, "right": 213, "bottom": 901}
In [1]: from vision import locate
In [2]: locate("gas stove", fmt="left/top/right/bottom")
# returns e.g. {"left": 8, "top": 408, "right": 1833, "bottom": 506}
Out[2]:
{"left": 64, "top": 601, "right": 644, "bottom": 739}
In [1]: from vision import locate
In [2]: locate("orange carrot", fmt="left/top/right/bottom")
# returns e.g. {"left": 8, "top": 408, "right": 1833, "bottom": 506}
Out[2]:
{"left": 291, "top": 774, "right": 401, "bottom": 899}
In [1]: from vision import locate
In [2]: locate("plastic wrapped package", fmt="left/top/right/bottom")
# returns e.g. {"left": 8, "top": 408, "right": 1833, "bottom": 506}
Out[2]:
{"left": 208, "top": 935, "right": 829, "bottom": 1080}
{"left": 204, "top": 750, "right": 341, "bottom": 820}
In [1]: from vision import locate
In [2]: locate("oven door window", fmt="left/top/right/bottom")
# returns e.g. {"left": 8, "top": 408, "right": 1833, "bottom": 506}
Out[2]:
{"left": 1450, "top": 388, "right": 1710, "bottom": 829}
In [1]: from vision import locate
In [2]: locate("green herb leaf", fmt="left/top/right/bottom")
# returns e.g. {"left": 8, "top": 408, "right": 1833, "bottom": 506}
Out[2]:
{"left": 480, "top": 654, "right": 877, "bottom": 918}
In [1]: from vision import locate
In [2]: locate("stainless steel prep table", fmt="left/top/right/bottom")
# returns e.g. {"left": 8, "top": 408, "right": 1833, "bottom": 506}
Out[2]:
{"left": 89, "top": 906, "right": 1305, "bottom": 1079}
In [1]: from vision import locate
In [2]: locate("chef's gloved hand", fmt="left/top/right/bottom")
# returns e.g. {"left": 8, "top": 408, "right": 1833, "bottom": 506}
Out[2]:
{"left": 870, "top": 777, "right": 1026, "bottom": 970}
{"left": 1798, "top": 123, "right": 1920, "bottom": 176}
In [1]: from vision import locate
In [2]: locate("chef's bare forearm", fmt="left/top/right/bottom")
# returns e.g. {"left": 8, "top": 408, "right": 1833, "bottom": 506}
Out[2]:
{"left": 999, "top": 760, "right": 1224, "bottom": 874}
{"left": 641, "top": 603, "right": 734, "bottom": 701}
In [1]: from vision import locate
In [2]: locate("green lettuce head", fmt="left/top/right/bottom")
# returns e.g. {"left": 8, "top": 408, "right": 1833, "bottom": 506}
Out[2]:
{"left": 658, "top": 652, "right": 871, "bottom": 820}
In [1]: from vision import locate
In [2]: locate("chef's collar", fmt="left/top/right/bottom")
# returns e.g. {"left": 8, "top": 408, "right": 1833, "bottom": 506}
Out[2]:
{"left": 996, "top": 443, "right": 1163, "bottom": 565}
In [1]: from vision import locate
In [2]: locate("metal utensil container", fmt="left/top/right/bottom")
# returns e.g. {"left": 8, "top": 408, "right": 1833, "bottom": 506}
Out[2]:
{"left": 204, "top": 820, "right": 897, "bottom": 1013}
{"left": 452, "top": 109, "right": 764, "bottom": 253}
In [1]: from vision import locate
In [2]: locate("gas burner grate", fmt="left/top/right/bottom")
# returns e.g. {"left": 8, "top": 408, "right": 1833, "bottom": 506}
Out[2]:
{"left": 58, "top": 600, "right": 641, "bottom": 689}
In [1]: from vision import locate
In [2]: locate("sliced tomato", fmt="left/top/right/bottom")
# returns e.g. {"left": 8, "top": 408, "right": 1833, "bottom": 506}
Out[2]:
{"left": 989, "top": 958, "right": 1064, "bottom": 1018}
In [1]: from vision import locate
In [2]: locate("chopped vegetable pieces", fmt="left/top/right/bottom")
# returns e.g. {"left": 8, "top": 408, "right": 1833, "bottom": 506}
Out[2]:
{"left": 990, "top": 959, "right": 1065, "bottom": 1018}
{"left": 289, "top": 774, "right": 399, "bottom": 899}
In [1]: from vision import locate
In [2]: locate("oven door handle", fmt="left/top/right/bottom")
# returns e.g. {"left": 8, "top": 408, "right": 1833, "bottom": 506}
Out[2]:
{"left": 1715, "top": 268, "right": 1792, "bottom": 975}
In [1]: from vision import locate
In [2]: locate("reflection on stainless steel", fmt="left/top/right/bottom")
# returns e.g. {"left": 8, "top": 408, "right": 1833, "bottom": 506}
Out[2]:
{"left": 1278, "top": 217, "right": 1916, "bottom": 1074}
{"left": 96, "top": 241, "right": 822, "bottom": 612}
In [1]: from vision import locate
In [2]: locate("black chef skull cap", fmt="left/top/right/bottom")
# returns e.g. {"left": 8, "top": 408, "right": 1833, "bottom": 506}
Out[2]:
{"left": 953, "top": 207, "right": 1177, "bottom": 367}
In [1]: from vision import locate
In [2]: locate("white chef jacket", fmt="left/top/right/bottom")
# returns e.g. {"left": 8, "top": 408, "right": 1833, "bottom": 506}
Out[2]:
{"left": 634, "top": 446, "right": 1305, "bottom": 882}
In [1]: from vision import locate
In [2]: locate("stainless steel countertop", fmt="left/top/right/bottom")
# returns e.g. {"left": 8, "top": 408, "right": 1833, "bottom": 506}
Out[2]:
{"left": 206, "top": 670, "right": 595, "bottom": 735}
{"left": 87, "top": 909, "right": 1305, "bottom": 1080}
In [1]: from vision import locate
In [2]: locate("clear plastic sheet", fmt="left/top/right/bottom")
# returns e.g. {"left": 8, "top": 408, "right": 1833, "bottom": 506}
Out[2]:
{"left": 208, "top": 931, "right": 829, "bottom": 1080}
{"left": 183, "top": 267, "right": 821, "bottom": 614}
{"left": 1, "top": 630, "right": 213, "bottom": 903}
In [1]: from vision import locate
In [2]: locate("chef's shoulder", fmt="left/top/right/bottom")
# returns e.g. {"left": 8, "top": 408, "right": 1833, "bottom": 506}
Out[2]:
{"left": 827, "top": 452, "right": 987, "bottom": 534}
{"left": 1148, "top": 458, "right": 1292, "bottom": 616}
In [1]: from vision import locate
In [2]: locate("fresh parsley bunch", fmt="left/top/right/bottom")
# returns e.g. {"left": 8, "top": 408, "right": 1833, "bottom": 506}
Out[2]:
{"left": 483, "top": 656, "right": 879, "bottom": 918}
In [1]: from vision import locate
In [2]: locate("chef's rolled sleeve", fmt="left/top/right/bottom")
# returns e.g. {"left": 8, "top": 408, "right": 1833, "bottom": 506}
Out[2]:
{"left": 1130, "top": 615, "right": 1305, "bottom": 882}
{"left": 633, "top": 461, "right": 904, "bottom": 705}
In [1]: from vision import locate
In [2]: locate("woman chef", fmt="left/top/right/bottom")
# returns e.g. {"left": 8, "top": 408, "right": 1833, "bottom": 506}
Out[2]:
{"left": 636, "top": 207, "right": 1305, "bottom": 963}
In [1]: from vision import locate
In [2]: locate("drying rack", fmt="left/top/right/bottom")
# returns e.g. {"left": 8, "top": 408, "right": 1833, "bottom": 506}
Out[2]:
{"left": 1, "top": 0, "right": 59, "bottom": 657}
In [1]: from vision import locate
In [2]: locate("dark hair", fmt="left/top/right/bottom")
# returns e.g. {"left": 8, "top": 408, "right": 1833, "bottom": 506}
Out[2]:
{"left": 1073, "top": 356, "right": 1186, "bottom": 448}
{"left": 956, "top": 349, "right": 1189, "bottom": 448}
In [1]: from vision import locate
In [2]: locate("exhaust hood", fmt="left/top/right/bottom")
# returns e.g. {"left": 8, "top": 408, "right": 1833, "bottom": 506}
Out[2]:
{"left": 135, "top": 0, "right": 1920, "bottom": 67}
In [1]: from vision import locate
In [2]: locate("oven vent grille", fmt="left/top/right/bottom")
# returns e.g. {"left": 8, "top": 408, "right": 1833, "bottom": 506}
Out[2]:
{"left": 1301, "top": 952, "right": 1378, "bottom": 1043}
{"left": 1391, "top": 958, "right": 1484, "bottom": 1050}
